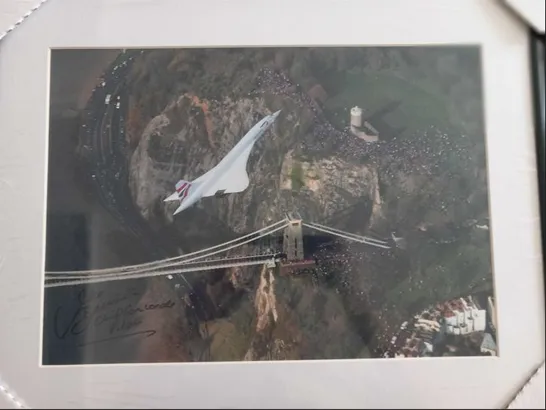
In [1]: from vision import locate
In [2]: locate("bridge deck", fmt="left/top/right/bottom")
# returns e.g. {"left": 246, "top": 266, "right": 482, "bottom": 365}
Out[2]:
{"left": 44, "top": 217, "right": 395, "bottom": 287}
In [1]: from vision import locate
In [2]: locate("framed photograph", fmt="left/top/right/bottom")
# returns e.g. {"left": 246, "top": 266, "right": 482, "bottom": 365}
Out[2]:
{"left": 0, "top": 0, "right": 544, "bottom": 408}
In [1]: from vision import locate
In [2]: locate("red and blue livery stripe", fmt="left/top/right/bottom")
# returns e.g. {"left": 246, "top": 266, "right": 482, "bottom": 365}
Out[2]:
{"left": 175, "top": 181, "right": 191, "bottom": 201}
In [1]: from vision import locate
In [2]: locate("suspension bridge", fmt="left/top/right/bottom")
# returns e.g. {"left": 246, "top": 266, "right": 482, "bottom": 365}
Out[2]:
{"left": 44, "top": 213, "right": 393, "bottom": 288}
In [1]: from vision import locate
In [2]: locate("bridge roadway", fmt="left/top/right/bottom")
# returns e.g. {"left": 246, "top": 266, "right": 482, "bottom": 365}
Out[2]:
{"left": 46, "top": 253, "right": 280, "bottom": 281}
{"left": 45, "top": 217, "right": 394, "bottom": 288}
{"left": 45, "top": 219, "right": 290, "bottom": 277}
{"left": 45, "top": 254, "right": 281, "bottom": 288}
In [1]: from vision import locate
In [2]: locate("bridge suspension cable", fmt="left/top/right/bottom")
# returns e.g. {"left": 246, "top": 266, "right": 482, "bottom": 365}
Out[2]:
{"left": 45, "top": 257, "right": 279, "bottom": 288}
{"left": 45, "top": 218, "right": 288, "bottom": 276}
{"left": 45, "top": 222, "right": 289, "bottom": 285}
{"left": 303, "top": 222, "right": 391, "bottom": 249}
{"left": 47, "top": 253, "right": 278, "bottom": 281}
{"left": 306, "top": 221, "right": 389, "bottom": 246}
{"left": 44, "top": 217, "right": 393, "bottom": 288}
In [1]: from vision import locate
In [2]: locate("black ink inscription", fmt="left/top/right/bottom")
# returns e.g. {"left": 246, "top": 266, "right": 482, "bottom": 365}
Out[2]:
{"left": 53, "top": 288, "right": 175, "bottom": 347}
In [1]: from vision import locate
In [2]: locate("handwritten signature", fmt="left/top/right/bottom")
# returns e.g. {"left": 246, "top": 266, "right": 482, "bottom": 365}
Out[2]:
{"left": 53, "top": 288, "right": 175, "bottom": 347}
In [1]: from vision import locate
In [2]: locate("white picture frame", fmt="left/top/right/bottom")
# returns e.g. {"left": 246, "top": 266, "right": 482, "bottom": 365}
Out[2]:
{"left": 0, "top": 0, "right": 544, "bottom": 408}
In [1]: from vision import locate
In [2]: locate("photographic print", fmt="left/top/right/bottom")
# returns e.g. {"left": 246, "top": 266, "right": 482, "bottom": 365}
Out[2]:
{"left": 43, "top": 46, "right": 497, "bottom": 365}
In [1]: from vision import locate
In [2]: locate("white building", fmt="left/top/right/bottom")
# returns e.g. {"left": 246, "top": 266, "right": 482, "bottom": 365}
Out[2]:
{"left": 415, "top": 318, "right": 441, "bottom": 333}
{"left": 487, "top": 296, "right": 497, "bottom": 331}
{"left": 443, "top": 297, "right": 487, "bottom": 335}
{"left": 350, "top": 106, "right": 363, "bottom": 128}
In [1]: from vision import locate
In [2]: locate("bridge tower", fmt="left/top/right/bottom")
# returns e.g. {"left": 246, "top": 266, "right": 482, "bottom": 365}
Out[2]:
{"left": 283, "top": 212, "right": 304, "bottom": 261}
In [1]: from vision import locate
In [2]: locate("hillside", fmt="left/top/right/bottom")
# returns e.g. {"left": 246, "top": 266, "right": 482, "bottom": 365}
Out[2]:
{"left": 95, "top": 47, "right": 492, "bottom": 360}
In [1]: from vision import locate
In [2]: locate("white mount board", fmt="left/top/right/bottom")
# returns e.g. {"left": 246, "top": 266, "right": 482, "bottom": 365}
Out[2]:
{"left": 0, "top": 0, "right": 544, "bottom": 408}
{"left": 503, "top": 0, "right": 545, "bottom": 33}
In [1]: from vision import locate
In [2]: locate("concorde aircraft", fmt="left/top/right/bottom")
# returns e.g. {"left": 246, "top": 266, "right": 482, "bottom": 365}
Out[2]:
{"left": 164, "top": 110, "right": 281, "bottom": 215}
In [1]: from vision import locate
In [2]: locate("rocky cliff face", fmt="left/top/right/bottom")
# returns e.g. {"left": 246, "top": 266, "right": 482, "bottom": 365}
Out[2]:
{"left": 123, "top": 76, "right": 382, "bottom": 360}
{"left": 128, "top": 91, "right": 378, "bottom": 237}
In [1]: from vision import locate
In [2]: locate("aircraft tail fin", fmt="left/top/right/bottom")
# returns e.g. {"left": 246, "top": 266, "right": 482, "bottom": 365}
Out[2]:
{"left": 164, "top": 179, "right": 192, "bottom": 202}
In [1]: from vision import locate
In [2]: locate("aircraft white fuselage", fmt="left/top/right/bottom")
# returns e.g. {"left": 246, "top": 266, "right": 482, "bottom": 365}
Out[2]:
{"left": 164, "top": 110, "right": 281, "bottom": 215}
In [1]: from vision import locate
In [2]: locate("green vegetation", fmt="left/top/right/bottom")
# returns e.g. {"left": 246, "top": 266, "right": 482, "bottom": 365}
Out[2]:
{"left": 324, "top": 71, "right": 451, "bottom": 137}
{"left": 382, "top": 226, "right": 491, "bottom": 315}
{"left": 289, "top": 46, "right": 484, "bottom": 140}
{"left": 291, "top": 161, "right": 305, "bottom": 192}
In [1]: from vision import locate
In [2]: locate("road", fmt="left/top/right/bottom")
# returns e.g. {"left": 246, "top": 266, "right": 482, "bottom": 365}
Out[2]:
{"left": 80, "top": 51, "right": 187, "bottom": 257}
{"left": 78, "top": 51, "right": 201, "bottom": 294}
{"left": 46, "top": 254, "right": 281, "bottom": 288}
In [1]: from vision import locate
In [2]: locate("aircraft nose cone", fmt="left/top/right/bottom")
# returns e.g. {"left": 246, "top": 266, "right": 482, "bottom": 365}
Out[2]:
{"left": 272, "top": 110, "right": 281, "bottom": 119}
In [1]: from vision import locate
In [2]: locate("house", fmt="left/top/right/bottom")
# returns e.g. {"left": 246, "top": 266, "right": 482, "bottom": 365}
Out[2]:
{"left": 443, "top": 296, "right": 487, "bottom": 335}
{"left": 487, "top": 296, "right": 497, "bottom": 331}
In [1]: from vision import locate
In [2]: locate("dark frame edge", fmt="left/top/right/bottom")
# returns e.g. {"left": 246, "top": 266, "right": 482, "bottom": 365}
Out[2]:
{"left": 529, "top": 29, "right": 545, "bottom": 297}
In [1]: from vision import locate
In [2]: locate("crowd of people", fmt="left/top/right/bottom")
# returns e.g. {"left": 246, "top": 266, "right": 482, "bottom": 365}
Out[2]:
{"left": 250, "top": 66, "right": 473, "bottom": 185}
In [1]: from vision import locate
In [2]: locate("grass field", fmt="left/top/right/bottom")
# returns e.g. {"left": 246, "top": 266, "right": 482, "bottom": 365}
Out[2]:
{"left": 323, "top": 70, "right": 452, "bottom": 138}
